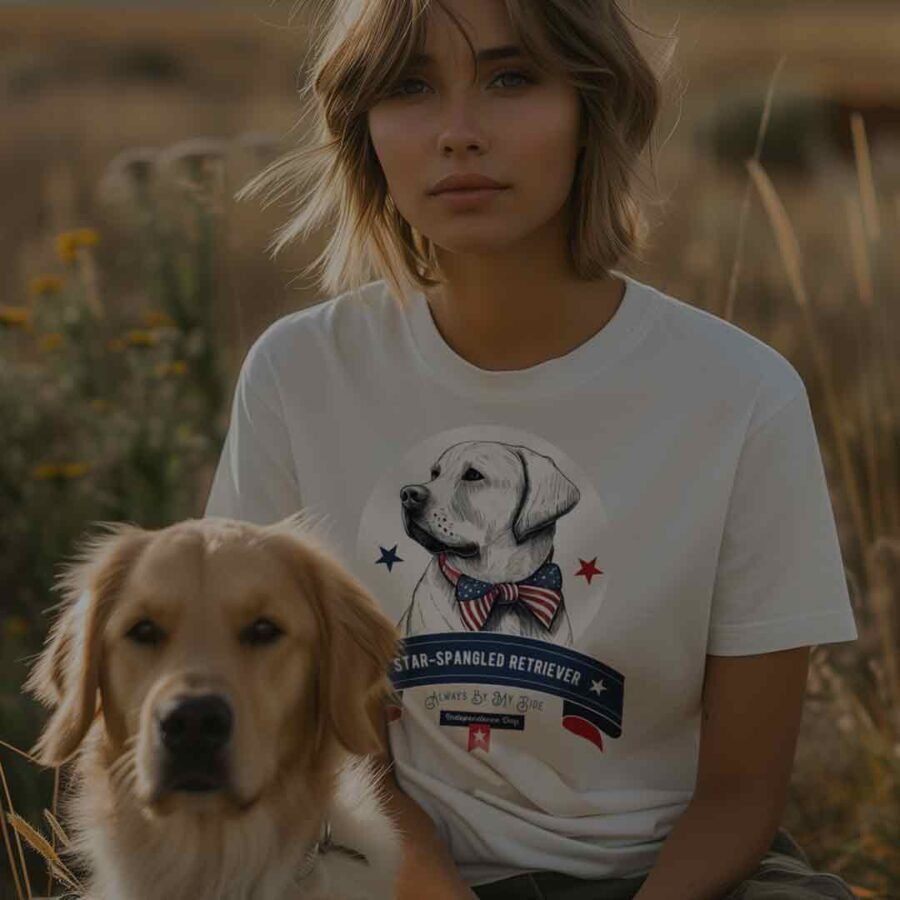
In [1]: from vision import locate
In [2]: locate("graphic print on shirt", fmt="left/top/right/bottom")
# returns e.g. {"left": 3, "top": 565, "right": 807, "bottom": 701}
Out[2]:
{"left": 356, "top": 425, "right": 624, "bottom": 755}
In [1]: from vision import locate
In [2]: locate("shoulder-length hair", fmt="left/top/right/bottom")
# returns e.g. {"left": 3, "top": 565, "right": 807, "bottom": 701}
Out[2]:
{"left": 236, "top": 0, "right": 679, "bottom": 307}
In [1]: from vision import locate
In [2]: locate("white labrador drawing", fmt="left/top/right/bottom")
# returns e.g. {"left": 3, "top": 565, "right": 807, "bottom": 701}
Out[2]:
{"left": 397, "top": 441, "right": 580, "bottom": 645}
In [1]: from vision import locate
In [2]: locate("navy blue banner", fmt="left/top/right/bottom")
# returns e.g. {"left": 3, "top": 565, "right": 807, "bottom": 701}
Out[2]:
{"left": 390, "top": 632, "right": 623, "bottom": 745}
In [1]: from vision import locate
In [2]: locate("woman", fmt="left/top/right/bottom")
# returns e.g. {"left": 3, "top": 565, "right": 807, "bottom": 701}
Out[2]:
{"left": 204, "top": 1, "right": 860, "bottom": 898}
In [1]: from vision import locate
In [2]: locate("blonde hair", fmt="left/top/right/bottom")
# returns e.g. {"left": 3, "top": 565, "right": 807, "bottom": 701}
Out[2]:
{"left": 237, "top": 0, "right": 679, "bottom": 307}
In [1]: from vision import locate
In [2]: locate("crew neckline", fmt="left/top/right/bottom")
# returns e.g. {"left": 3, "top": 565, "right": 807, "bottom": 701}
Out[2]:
{"left": 401, "top": 270, "right": 659, "bottom": 400}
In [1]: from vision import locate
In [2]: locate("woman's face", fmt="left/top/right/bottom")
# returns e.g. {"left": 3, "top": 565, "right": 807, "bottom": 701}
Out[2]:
{"left": 367, "top": 0, "right": 584, "bottom": 258}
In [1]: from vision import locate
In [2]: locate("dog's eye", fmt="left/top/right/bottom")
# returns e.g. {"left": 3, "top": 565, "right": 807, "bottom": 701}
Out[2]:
{"left": 462, "top": 467, "right": 484, "bottom": 481}
{"left": 126, "top": 620, "right": 165, "bottom": 645}
{"left": 430, "top": 467, "right": 440, "bottom": 479}
{"left": 240, "top": 618, "right": 283, "bottom": 646}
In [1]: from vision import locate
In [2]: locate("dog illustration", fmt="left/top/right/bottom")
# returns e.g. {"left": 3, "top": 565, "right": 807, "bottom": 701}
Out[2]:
{"left": 397, "top": 441, "right": 580, "bottom": 645}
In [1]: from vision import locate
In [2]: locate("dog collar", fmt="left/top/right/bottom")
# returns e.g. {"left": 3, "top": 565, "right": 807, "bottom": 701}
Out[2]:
{"left": 295, "top": 818, "right": 370, "bottom": 883}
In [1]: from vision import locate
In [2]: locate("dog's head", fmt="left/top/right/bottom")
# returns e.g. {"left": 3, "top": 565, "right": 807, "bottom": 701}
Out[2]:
{"left": 400, "top": 441, "right": 580, "bottom": 556}
{"left": 24, "top": 513, "right": 400, "bottom": 817}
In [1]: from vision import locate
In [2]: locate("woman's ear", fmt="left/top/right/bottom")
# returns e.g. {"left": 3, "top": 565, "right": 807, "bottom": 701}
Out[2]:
{"left": 24, "top": 523, "right": 151, "bottom": 768}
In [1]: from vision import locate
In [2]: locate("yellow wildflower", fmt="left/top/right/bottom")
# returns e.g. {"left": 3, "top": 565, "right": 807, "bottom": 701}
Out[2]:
{"left": 61, "top": 462, "right": 90, "bottom": 479}
{"left": 141, "top": 309, "right": 176, "bottom": 329}
{"left": 29, "top": 274, "right": 66, "bottom": 299}
{"left": 55, "top": 228, "right": 100, "bottom": 264}
{"left": 75, "top": 228, "right": 100, "bottom": 247}
{"left": 31, "top": 464, "right": 62, "bottom": 480}
{"left": 124, "top": 329, "right": 161, "bottom": 348}
{"left": 56, "top": 232, "right": 81, "bottom": 264}
{"left": 38, "top": 332, "right": 65, "bottom": 352}
{"left": 31, "top": 462, "right": 90, "bottom": 481}
{"left": 155, "top": 360, "right": 188, "bottom": 377}
{"left": 0, "top": 306, "right": 32, "bottom": 329}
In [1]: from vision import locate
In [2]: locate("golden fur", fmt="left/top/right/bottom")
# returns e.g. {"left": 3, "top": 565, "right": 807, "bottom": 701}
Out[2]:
{"left": 24, "top": 511, "right": 403, "bottom": 900}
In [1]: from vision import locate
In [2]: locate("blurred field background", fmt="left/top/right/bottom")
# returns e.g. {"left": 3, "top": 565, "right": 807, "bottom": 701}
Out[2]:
{"left": 1, "top": 0, "right": 898, "bottom": 897}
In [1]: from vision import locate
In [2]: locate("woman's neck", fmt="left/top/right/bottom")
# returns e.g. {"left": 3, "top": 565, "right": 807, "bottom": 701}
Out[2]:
{"left": 423, "top": 272, "right": 626, "bottom": 372}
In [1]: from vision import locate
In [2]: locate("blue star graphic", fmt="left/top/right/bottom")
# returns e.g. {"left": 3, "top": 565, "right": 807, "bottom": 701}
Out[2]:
{"left": 376, "top": 544, "right": 403, "bottom": 572}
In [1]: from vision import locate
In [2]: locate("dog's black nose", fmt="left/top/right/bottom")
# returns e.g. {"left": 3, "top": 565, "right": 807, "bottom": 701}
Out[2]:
{"left": 400, "top": 484, "right": 428, "bottom": 510}
{"left": 158, "top": 694, "right": 233, "bottom": 754}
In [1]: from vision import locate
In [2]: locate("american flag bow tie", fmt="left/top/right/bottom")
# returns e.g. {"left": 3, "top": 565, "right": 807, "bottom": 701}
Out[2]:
{"left": 438, "top": 552, "right": 563, "bottom": 632}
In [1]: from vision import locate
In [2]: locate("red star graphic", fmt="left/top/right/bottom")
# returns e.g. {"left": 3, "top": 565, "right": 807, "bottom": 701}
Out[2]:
{"left": 468, "top": 724, "right": 491, "bottom": 752}
{"left": 575, "top": 557, "right": 603, "bottom": 584}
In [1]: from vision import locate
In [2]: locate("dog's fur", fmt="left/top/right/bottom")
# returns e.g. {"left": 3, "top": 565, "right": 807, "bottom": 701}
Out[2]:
{"left": 24, "top": 512, "right": 403, "bottom": 900}
{"left": 398, "top": 441, "right": 581, "bottom": 644}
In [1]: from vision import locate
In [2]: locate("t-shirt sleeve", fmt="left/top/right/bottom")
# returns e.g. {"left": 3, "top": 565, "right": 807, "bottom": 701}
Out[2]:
{"left": 203, "top": 339, "right": 302, "bottom": 526}
{"left": 707, "top": 385, "right": 859, "bottom": 656}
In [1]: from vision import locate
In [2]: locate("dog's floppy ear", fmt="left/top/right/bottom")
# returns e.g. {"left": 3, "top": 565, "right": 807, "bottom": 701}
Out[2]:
{"left": 314, "top": 565, "right": 400, "bottom": 758}
{"left": 24, "top": 523, "right": 151, "bottom": 768}
{"left": 265, "top": 528, "right": 401, "bottom": 759}
{"left": 511, "top": 446, "right": 581, "bottom": 543}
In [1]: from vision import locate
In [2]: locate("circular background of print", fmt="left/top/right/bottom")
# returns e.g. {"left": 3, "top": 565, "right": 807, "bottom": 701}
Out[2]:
{"left": 356, "top": 423, "right": 609, "bottom": 641}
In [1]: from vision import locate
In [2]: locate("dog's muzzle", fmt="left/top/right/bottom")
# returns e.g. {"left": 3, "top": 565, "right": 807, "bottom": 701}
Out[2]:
{"left": 156, "top": 693, "right": 233, "bottom": 793}
{"left": 400, "top": 485, "right": 479, "bottom": 557}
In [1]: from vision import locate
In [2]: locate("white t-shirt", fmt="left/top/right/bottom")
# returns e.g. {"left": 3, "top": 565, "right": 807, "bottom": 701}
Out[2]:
{"left": 203, "top": 272, "right": 858, "bottom": 888}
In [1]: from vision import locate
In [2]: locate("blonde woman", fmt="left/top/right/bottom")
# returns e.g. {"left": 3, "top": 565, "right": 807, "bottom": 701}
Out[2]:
{"left": 204, "top": 1, "right": 860, "bottom": 898}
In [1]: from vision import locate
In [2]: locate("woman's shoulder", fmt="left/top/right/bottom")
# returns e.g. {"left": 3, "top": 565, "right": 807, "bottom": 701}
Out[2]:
{"left": 648, "top": 280, "right": 806, "bottom": 408}
{"left": 249, "top": 279, "right": 401, "bottom": 366}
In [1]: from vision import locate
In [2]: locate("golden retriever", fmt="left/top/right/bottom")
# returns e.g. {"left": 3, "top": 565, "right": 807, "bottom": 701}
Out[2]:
{"left": 24, "top": 511, "right": 403, "bottom": 900}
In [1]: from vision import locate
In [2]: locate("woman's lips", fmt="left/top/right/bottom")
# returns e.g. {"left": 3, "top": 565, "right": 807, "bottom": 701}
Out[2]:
{"left": 432, "top": 187, "right": 509, "bottom": 207}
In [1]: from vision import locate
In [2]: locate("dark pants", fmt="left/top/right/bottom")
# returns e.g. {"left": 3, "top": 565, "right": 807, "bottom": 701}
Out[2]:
{"left": 471, "top": 827, "right": 857, "bottom": 899}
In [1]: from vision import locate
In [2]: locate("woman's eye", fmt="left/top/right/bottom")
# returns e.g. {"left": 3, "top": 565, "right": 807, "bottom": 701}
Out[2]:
{"left": 391, "top": 69, "right": 533, "bottom": 97}
{"left": 126, "top": 620, "right": 165, "bottom": 646}
{"left": 240, "top": 618, "right": 284, "bottom": 647}
{"left": 492, "top": 70, "right": 532, "bottom": 90}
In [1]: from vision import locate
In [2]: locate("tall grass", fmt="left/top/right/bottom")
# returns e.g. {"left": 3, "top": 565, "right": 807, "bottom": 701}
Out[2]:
{"left": 743, "top": 90, "right": 899, "bottom": 900}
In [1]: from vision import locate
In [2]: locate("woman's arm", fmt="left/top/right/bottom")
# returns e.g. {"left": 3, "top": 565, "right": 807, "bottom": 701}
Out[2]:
{"left": 378, "top": 767, "right": 478, "bottom": 900}
{"left": 633, "top": 646, "right": 810, "bottom": 900}
{"left": 373, "top": 709, "right": 477, "bottom": 900}
{"left": 631, "top": 788, "right": 780, "bottom": 900}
